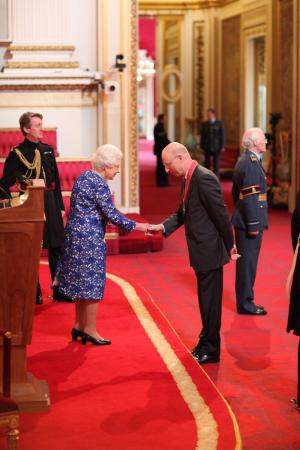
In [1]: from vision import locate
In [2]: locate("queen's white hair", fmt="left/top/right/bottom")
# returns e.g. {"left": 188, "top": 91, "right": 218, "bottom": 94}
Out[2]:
{"left": 91, "top": 144, "right": 122, "bottom": 169}
{"left": 241, "top": 127, "right": 263, "bottom": 150}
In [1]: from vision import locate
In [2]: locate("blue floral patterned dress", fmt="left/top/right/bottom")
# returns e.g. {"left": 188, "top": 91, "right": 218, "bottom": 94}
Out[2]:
{"left": 57, "top": 170, "right": 135, "bottom": 300}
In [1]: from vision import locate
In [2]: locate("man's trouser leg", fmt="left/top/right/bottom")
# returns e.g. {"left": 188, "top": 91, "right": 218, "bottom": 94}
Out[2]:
{"left": 195, "top": 267, "right": 223, "bottom": 356}
{"left": 235, "top": 228, "right": 263, "bottom": 312}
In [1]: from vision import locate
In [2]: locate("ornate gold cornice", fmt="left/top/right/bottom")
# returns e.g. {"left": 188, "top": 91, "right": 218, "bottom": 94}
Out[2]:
{"left": 129, "top": 0, "right": 138, "bottom": 208}
{"left": 139, "top": 0, "right": 221, "bottom": 11}
{"left": 0, "top": 84, "right": 96, "bottom": 91}
{"left": 8, "top": 45, "right": 76, "bottom": 52}
{"left": 5, "top": 61, "right": 80, "bottom": 69}
{"left": 243, "top": 25, "right": 267, "bottom": 38}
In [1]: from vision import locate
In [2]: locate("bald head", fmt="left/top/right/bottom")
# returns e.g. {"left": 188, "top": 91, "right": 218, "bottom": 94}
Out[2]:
{"left": 162, "top": 142, "right": 189, "bottom": 158}
{"left": 242, "top": 127, "right": 267, "bottom": 154}
{"left": 162, "top": 142, "right": 192, "bottom": 177}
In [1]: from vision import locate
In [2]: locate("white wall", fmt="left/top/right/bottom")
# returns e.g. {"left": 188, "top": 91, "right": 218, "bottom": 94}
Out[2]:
{"left": 70, "top": 0, "right": 97, "bottom": 72}
{"left": 0, "top": 104, "right": 97, "bottom": 157}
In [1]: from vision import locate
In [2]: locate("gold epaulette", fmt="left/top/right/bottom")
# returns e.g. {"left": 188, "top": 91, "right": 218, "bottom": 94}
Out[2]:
{"left": 250, "top": 155, "right": 258, "bottom": 162}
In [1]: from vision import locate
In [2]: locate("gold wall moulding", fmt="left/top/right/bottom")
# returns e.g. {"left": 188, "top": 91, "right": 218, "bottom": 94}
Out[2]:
{"left": 243, "top": 25, "right": 267, "bottom": 39}
{"left": 139, "top": 0, "right": 221, "bottom": 10}
{"left": 8, "top": 45, "right": 76, "bottom": 52}
{"left": 193, "top": 21, "right": 205, "bottom": 124}
{"left": 161, "top": 66, "right": 182, "bottom": 103}
{"left": 5, "top": 61, "right": 80, "bottom": 69}
{"left": 0, "top": 84, "right": 97, "bottom": 92}
{"left": 129, "top": 0, "right": 138, "bottom": 208}
{"left": 0, "top": 90, "right": 98, "bottom": 107}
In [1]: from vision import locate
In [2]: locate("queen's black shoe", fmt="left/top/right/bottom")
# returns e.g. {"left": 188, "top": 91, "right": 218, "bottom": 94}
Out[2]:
{"left": 71, "top": 328, "right": 85, "bottom": 341}
{"left": 81, "top": 333, "right": 111, "bottom": 346}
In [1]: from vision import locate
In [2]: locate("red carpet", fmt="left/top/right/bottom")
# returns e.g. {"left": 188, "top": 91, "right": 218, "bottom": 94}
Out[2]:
{"left": 2, "top": 139, "right": 298, "bottom": 449}
{"left": 1, "top": 264, "right": 240, "bottom": 450}
{"left": 131, "top": 140, "right": 300, "bottom": 449}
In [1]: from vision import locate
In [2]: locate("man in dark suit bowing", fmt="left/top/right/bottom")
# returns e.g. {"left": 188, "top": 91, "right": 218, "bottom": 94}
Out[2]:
{"left": 148, "top": 142, "right": 236, "bottom": 364}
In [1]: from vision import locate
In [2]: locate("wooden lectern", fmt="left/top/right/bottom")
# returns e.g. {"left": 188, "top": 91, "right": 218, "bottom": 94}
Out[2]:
{"left": 0, "top": 180, "right": 50, "bottom": 412}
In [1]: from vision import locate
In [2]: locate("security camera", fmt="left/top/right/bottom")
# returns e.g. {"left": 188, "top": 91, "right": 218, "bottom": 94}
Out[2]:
{"left": 104, "top": 81, "right": 118, "bottom": 94}
{"left": 115, "top": 54, "right": 126, "bottom": 72}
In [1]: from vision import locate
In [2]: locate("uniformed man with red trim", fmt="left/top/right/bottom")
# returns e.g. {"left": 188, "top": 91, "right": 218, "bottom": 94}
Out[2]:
{"left": 232, "top": 127, "right": 268, "bottom": 315}
{"left": 0, "top": 112, "right": 72, "bottom": 304}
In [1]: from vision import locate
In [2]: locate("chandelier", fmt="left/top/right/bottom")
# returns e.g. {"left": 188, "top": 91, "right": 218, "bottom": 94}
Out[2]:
{"left": 137, "top": 50, "right": 155, "bottom": 82}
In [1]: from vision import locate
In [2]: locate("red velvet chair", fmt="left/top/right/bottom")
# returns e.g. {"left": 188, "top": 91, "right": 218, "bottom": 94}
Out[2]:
{"left": 0, "top": 329, "right": 19, "bottom": 450}
{"left": 56, "top": 159, "right": 91, "bottom": 192}
{"left": 219, "top": 144, "right": 240, "bottom": 175}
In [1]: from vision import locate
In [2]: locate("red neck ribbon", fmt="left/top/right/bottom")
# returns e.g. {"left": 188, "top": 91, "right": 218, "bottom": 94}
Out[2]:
{"left": 183, "top": 160, "right": 198, "bottom": 203}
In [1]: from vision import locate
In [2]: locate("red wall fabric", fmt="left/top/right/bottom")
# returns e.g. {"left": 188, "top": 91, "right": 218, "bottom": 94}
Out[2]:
{"left": 139, "top": 17, "right": 156, "bottom": 61}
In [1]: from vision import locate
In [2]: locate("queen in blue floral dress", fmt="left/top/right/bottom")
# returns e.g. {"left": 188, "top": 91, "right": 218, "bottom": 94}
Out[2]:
{"left": 56, "top": 145, "right": 148, "bottom": 345}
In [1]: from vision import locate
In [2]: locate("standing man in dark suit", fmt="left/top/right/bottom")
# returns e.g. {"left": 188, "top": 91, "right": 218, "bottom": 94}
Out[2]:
{"left": 153, "top": 114, "right": 170, "bottom": 186}
{"left": 200, "top": 108, "right": 225, "bottom": 177}
{"left": 148, "top": 142, "right": 235, "bottom": 364}
{"left": 287, "top": 190, "right": 300, "bottom": 410}
{"left": 232, "top": 127, "right": 268, "bottom": 315}
{"left": 0, "top": 112, "right": 70, "bottom": 303}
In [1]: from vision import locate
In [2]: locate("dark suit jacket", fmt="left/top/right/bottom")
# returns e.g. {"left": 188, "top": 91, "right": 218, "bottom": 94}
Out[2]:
{"left": 153, "top": 122, "right": 170, "bottom": 156}
{"left": 163, "top": 165, "right": 233, "bottom": 272}
{"left": 287, "top": 190, "right": 300, "bottom": 336}
{"left": 200, "top": 120, "right": 225, "bottom": 154}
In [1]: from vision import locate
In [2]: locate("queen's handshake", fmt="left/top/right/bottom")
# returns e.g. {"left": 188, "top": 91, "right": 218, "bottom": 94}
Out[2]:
{"left": 146, "top": 223, "right": 164, "bottom": 234}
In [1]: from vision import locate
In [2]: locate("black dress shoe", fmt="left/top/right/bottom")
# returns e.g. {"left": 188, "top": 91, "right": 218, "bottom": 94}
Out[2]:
{"left": 191, "top": 346, "right": 202, "bottom": 357}
{"left": 71, "top": 328, "right": 85, "bottom": 341}
{"left": 196, "top": 354, "right": 220, "bottom": 365}
{"left": 238, "top": 306, "right": 267, "bottom": 315}
{"left": 81, "top": 332, "right": 111, "bottom": 346}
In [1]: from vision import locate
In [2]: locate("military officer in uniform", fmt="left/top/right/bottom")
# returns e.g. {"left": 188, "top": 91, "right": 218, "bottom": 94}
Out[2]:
{"left": 232, "top": 127, "right": 268, "bottom": 315}
{"left": 0, "top": 112, "right": 70, "bottom": 303}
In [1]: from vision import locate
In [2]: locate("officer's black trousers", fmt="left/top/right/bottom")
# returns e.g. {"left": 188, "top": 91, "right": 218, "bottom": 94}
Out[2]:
{"left": 35, "top": 246, "right": 61, "bottom": 303}
{"left": 235, "top": 228, "right": 263, "bottom": 312}
{"left": 195, "top": 267, "right": 223, "bottom": 356}
{"left": 48, "top": 246, "right": 61, "bottom": 282}
{"left": 204, "top": 151, "right": 220, "bottom": 177}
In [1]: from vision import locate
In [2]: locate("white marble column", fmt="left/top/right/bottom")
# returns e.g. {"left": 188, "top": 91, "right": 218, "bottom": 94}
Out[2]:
{"left": 145, "top": 74, "right": 155, "bottom": 139}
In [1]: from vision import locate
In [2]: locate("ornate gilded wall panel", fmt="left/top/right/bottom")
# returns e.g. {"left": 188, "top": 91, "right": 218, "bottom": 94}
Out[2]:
{"left": 279, "top": 0, "right": 293, "bottom": 133}
{"left": 254, "top": 36, "right": 266, "bottom": 129}
{"left": 193, "top": 21, "right": 205, "bottom": 127}
{"left": 221, "top": 15, "right": 240, "bottom": 144}
{"left": 129, "top": 0, "right": 139, "bottom": 208}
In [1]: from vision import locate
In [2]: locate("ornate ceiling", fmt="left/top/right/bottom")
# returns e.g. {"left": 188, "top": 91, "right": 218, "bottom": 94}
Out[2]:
{"left": 138, "top": 0, "right": 236, "bottom": 10}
